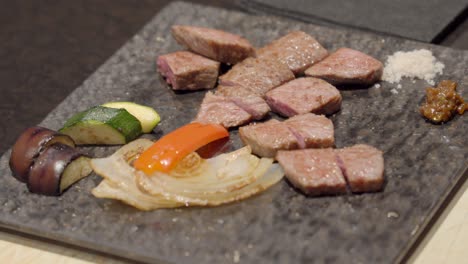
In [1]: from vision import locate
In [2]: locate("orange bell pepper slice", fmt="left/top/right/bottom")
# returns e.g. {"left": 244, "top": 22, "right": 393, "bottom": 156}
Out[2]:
{"left": 134, "top": 122, "right": 229, "bottom": 174}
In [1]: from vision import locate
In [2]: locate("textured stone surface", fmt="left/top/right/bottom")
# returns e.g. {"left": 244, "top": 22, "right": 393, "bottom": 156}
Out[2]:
{"left": 0, "top": 2, "right": 467, "bottom": 263}
{"left": 240, "top": 0, "right": 468, "bottom": 42}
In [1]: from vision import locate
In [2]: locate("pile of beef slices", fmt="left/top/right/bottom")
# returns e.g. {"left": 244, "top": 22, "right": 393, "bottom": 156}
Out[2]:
{"left": 157, "top": 25, "right": 384, "bottom": 196}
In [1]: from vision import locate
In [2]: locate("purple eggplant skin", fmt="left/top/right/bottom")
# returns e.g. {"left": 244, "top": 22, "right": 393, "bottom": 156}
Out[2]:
{"left": 27, "top": 143, "right": 85, "bottom": 196}
{"left": 9, "top": 126, "right": 75, "bottom": 183}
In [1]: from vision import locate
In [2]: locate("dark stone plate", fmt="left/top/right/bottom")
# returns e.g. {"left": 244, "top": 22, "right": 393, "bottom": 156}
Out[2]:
{"left": 0, "top": 2, "right": 466, "bottom": 263}
{"left": 240, "top": 0, "right": 468, "bottom": 43}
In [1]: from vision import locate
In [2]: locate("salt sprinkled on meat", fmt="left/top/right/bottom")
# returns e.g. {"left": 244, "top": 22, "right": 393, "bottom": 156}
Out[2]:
{"left": 382, "top": 49, "right": 444, "bottom": 85}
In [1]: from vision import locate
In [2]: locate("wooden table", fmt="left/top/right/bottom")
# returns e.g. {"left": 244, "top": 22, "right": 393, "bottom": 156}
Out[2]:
{"left": 1, "top": 1, "right": 467, "bottom": 263}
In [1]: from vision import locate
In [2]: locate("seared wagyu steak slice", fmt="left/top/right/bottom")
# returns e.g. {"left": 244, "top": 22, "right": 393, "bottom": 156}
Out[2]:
{"left": 276, "top": 148, "right": 347, "bottom": 196}
{"left": 336, "top": 144, "right": 384, "bottom": 193}
{"left": 239, "top": 113, "right": 334, "bottom": 158}
{"left": 216, "top": 84, "right": 257, "bottom": 98}
{"left": 171, "top": 25, "right": 255, "bottom": 64}
{"left": 157, "top": 51, "right": 220, "bottom": 90}
{"left": 265, "top": 77, "right": 342, "bottom": 117}
{"left": 239, "top": 119, "right": 299, "bottom": 158}
{"left": 194, "top": 92, "right": 270, "bottom": 128}
{"left": 257, "top": 31, "right": 328, "bottom": 75}
{"left": 284, "top": 113, "right": 336, "bottom": 149}
{"left": 217, "top": 57, "right": 295, "bottom": 97}
{"left": 305, "top": 48, "right": 383, "bottom": 85}
{"left": 276, "top": 144, "right": 384, "bottom": 196}
{"left": 229, "top": 96, "right": 271, "bottom": 120}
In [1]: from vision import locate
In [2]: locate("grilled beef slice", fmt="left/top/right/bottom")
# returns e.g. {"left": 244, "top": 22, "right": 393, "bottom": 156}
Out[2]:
{"left": 157, "top": 51, "right": 220, "bottom": 90}
{"left": 276, "top": 144, "right": 384, "bottom": 196}
{"left": 265, "top": 77, "right": 342, "bottom": 117}
{"left": 284, "top": 113, "right": 335, "bottom": 149}
{"left": 239, "top": 113, "right": 334, "bottom": 158}
{"left": 171, "top": 25, "right": 255, "bottom": 64}
{"left": 194, "top": 92, "right": 252, "bottom": 127}
{"left": 336, "top": 144, "right": 384, "bottom": 193}
{"left": 239, "top": 119, "right": 298, "bottom": 158}
{"left": 217, "top": 57, "right": 295, "bottom": 97}
{"left": 305, "top": 48, "right": 383, "bottom": 85}
{"left": 257, "top": 31, "right": 328, "bottom": 75}
{"left": 216, "top": 84, "right": 258, "bottom": 98}
{"left": 276, "top": 148, "right": 347, "bottom": 196}
{"left": 194, "top": 92, "right": 270, "bottom": 128}
{"left": 230, "top": 96, "right": 271, "bottom": 120}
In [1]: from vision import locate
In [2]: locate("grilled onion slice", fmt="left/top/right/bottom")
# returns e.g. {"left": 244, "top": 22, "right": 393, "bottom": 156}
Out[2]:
{"left": 91, "top": 139, "right": 284, "bottom": 210}
{"left": 91, "top": 139, "right": 182, "bottom": 210}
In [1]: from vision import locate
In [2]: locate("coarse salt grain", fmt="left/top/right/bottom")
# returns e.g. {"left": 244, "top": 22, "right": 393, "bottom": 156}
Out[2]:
{"left": 382, "top": 49, "right": 444, "bottom": 85}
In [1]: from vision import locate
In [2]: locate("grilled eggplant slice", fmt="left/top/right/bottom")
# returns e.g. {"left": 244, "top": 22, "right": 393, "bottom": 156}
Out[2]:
{"left": 27, "top": 143, "right": 92, "bottom": 196}
{"left": 9, "top": 126, "right": 75, "bottom": 182}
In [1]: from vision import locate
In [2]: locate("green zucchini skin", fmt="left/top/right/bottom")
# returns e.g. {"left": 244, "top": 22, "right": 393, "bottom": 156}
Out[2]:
{"left": 102, "top": 101, "right": 160, "bottom": 133}
{"left": 60, "top": 106, "right": 142, "bottom": 145}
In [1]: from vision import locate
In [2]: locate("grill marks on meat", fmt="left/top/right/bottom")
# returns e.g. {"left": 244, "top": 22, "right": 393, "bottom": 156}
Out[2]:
{"left": 194, "top": 92, "right": 270, "bottom": 128}
{"left": 171, "top": 25, "right": 255, "bottom": 64}
{"left": 305, "top": 48, "right": 383, "bottom": 85}
{"left": 277, "top": 149, "right": 347, "bottom": 196}
{"left": 257, "top": 31, "right": 328, "bottom": 75}
{"left": 217, "top": 57, "right": 295, "bottom": 97}
{"left": 336, "top": 144, "right": 384, "bottom": 193}
{"left": 277, "top": 144, "right": 384, "bottom": 196}
{"left": 239, "top": 113, "right": 334, "bottom": 158}
{"left": 265, "top": 77, "right": 342, "bottom": 117}
{"left": 157, "top": 51, "right": 220, "bottom": 90}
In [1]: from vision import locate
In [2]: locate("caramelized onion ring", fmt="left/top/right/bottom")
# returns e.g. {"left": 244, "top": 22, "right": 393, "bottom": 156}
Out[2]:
{"left": 91, "top": 139, "right": 284, "bottom": 210}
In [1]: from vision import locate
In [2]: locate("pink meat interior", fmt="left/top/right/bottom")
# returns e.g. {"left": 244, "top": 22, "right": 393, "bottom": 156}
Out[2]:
{"left": 157, "top": 57, "right": 177, "bottom": 89}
